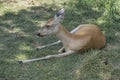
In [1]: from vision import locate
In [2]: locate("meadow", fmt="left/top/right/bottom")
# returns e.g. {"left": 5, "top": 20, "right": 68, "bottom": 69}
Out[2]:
{"left": 0, "top": 0, "right": 120, "bottom": 80}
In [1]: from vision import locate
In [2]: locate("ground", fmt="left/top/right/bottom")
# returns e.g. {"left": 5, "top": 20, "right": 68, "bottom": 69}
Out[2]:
{"left": 0, "top": 0, "right": 120, "bottom": 80}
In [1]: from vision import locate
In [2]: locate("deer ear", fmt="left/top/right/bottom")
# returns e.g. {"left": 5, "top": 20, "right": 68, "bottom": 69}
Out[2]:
{"left": 54, "top": 8, "right": 65, "bottom": 22}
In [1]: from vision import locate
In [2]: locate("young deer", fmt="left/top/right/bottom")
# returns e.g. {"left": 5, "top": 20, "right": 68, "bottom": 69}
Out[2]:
{"left": 18, "top": 9, "right": 106, "bottom": 63}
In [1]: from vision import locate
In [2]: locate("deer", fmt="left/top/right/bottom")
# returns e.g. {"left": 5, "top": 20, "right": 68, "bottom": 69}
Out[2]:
{"left": 18, "top": 9, "right": 106, "bottom": 63}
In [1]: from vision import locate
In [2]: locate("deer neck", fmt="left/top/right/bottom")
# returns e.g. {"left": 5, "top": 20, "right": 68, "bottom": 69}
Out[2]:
{"left": 56, "top": 25, "right": 72, "bottom": 46}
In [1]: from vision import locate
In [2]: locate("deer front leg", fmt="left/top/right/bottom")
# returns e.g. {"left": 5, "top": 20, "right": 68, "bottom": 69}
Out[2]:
{"left": 18, "top": 50, "right": 75, "bottom": 63}
{"left": 36, "top": 40, "right": 61, "bottom": 50}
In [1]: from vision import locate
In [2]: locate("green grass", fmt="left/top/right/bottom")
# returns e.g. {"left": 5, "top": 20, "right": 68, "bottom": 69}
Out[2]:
{"left": 0, "top": 0, "right": 120, "bottom": 80}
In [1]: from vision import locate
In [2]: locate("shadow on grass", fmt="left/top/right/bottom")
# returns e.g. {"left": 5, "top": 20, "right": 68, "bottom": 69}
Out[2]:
{"left": 0, "top": 5, "right": 60, "bottom": 79}
{"left": 0, "top": 5, "right": 61, "bottom": 69}
{"left": 0, "top": 1, "right": 120, "bottom": 80}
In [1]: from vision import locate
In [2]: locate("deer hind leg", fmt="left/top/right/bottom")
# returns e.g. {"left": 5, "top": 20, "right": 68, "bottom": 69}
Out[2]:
{"left": 18, "top": 50, "right": 75, "bottom": 63}
{"left": 36, "top": 26, "right": 82, "bottom": 50}
{"left": 70, "top": 25, "right": 84, "bottom": 33}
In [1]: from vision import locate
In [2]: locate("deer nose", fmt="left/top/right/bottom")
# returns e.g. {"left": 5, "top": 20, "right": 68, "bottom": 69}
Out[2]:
{"left": 36, "top": 33, "right": 44, "bottom": 37}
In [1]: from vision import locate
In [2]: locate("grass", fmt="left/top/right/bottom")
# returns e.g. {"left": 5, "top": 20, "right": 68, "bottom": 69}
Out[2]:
{"left": 0, "top": 0, "right": 120, "bottom": 80}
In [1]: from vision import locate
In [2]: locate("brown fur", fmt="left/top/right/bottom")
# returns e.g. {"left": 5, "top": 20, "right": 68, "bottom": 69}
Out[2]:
{"left": 54, "top": 24, "right": 106, "bottom": 52}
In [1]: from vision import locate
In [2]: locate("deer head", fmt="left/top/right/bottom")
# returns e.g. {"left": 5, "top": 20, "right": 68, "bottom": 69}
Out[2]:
{"left": 37, "top": 8, "right": 65, "bottom": 37}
